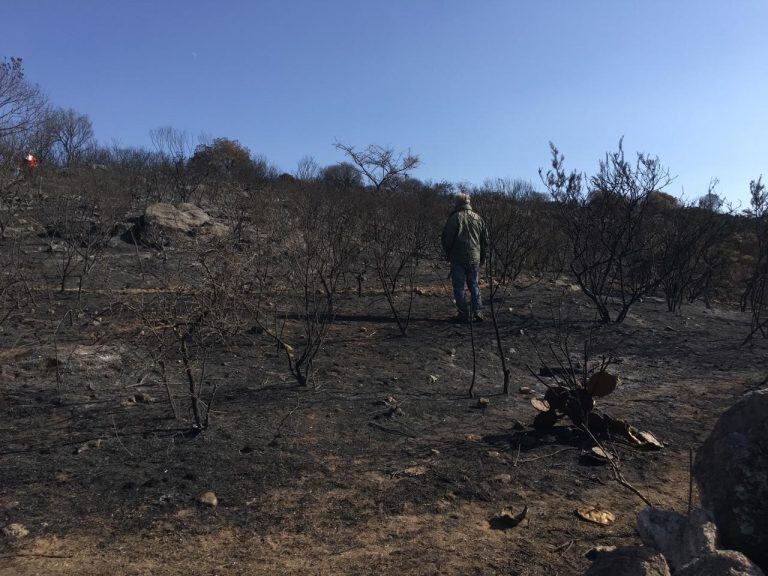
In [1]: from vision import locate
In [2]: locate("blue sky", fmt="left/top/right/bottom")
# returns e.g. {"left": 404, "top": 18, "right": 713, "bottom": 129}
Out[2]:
{"left": 3, "top": 0, "right": 767, "bottom": 206}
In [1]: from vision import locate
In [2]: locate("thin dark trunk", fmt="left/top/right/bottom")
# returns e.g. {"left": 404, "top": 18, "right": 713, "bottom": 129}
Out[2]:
{"left": 487, "top": 272, "right": 511, "bottom": 394}
{"left": 180, "top": 338, "right": 203, "bottom": 428}
{"left": 468, "top": 301, "right": 477, "bottom": 398}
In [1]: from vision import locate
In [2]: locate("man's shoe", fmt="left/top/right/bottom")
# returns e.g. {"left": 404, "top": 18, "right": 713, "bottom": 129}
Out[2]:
{"left": 452, "top": 311, "right": 469, "bottom": 323}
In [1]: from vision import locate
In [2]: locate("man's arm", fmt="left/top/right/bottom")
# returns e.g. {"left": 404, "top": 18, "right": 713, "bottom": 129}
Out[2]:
{"left": 441, "top": 214, "right": 458, "bottom": 260}
{"left": 479, "top": 218, "right": 489, "bottom": 265}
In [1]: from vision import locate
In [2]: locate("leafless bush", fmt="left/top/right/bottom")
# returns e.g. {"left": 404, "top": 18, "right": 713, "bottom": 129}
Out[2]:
{"left": 49, "top": 108, "right": 95, "bottom": 166}
{"left": 0, "top": 57, "right": 46, "bottom": 139}
{"left": 743, "top": 176, "right": 768, "bottom": 342}
{"left": 657, "top": 191, "right": 733, "bottom": 313}
{"left": 334, "top": 142, "right": 419, "bottom": 192}
{"left": 294, "top": 156, "right": 320, "bottom": 182}
{"left": 1, "top": 56, "right": 47, "bottom": 237}
{"left": 149, "top": 126, "right": 195, "bottom": 202}
{"left": 541, "top": 140, "right": 674, "bottom": 323}
{"left": 259, "top": 184, "right": 361, "bottom": 386}
{"left": 216, "top": 182, "right": 257, "bottom": 246}
{"left": 363, "top": 188, "right": 433, "bottom": 335}
{"left": 100, "top": 144, "right": 165, "bottom": 209}
{"left": 473, "top": 182, "right": 543, "bottom": 393}
{"left": 0, "top": 155, "right": 25, "bottom": 238}
{"left": 129, "top": 242, "right": 252, "bottom": 429}
{"left": 38, "top": 172, "right": 124, "bottom": 298}
{"left": 336, "top": 142, "right": 429, "bottom": 335}
{"left": 188, "top": 138, "right": 276, "bottom": 205}
{"left": 0, "top": 236, "right": 33, "bottom": 327}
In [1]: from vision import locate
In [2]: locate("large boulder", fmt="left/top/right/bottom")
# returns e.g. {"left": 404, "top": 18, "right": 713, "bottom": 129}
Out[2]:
{"left": 134, "top": 203, "right": 229, "bottom": 246}
{"left": 694, "top": 388, "right": 768, "bottom": 571}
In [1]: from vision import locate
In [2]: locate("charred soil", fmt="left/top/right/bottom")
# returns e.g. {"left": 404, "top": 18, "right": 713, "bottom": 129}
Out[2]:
{"left": 1, "top": 237, "right": 766, "bottom": 576}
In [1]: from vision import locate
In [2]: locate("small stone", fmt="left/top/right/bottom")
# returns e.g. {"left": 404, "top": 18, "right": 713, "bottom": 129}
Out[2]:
{"left": 401, "top": 465, "right": 428, "bottom": 477}
{"left": 493, "top": 473, "right": 512, "bottom": 484}
{"left": 75, "top": 438, "right": 102, "bottom": 454}
{"left": 486, "top": 450, "right": 502, "bottom": 459}
{"left": 519, "top": 386, "right": 533, "bottom": 395}
{"left": 2, "top": 523, "right": 29, "bottom": 539}
{"left": 133, "top": 392, "right": 153, "bottom": 403}
{"left": 477, "top": 397, "right": 490, "bottom": 408}
{"left": 428, "top": 374, "right": 439, "bottom": 383}
{"left": 197, "top": 491, "right": 218, "bottom": 507}
{"left": 155, "top": 521, "right": 174, "bottom": 532}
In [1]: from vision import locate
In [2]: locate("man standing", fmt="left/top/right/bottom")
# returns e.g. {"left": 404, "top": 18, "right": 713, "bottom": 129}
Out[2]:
{"left": 441, "top": 192, "right": 488, "bottom": 322}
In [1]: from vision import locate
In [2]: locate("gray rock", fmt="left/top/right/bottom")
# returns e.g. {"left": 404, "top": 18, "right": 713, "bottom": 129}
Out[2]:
{"left": 2, "top": 523, "right": 29, "bottom": 539}
{"left": 637, "top": 508, "right": 686, "bottom": 570}
{"left": 695, "top": 388, "right": 768, "bottom": 571}
{"left": 682, "top": 508, "right": 718, "bottom": 562}
{"left": 197, "top": 491, "right": 218, "bottom": 507}
{"left": 677, "top": 550, "right": 765, "bottom": 576}
{"left": 135, "top": 203, "right": 229, "bottom": 246}
{"left": 585, "top": 546, "right": 670, "bottom": 576}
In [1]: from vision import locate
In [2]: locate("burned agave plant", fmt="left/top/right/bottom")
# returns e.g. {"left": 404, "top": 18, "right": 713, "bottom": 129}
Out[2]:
{"left": 527, "top": 337, "right": 662, "bottom": 450}
{"left": 530, "top": 369, "right": 617, "bottom": 430}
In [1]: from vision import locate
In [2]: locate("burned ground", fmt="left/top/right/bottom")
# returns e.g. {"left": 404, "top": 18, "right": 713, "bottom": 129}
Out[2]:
{"left": 1, "top": 231, "right": 765, "bottom": 576}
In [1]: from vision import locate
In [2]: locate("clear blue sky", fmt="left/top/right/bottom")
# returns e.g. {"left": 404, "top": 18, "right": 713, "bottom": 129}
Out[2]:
{"left": 4, "top": 0, "right": 767, "bottom": 206}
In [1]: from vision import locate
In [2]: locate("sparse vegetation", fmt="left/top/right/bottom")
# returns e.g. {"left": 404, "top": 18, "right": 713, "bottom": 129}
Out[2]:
{"left": 1, "top": 56, "right": 767, "bottom": 576}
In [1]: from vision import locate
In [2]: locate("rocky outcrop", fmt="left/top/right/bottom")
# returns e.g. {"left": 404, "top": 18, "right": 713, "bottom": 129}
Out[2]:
{"left": 694, "top": 388, "right": 768, "bottom": 571}
{"left": 132, "top": 203, "right": 229, "bottom": 246}
{"left": 585, "top": 507, "right": 764, "bottom": 575}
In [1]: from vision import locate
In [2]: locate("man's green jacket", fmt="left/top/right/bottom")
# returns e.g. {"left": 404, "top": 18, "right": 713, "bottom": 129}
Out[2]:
{"left": 441, "top": 206, "right": 489, "bottom": 266}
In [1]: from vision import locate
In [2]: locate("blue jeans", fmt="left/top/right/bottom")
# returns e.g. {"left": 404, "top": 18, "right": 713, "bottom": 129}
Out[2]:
{"left": 451, "top": 262, "right": 482, "bottom": 315}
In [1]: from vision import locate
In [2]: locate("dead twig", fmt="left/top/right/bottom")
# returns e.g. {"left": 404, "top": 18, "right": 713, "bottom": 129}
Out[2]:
{"left": 551, "top": 539, "right": 575, "bottom": 553}
{"left": 581, "top": 424, "right": 654, "bottom": 507}
{"left": 516, "top": 447, "right": 579, "bottom": 463}
{"left": 688, "top": 446, "right": 694, "bottom": 514}
{"left": 513, "top": 441, "right": 522, "bottom": 467}
{"left": 368, "top": 421, "right": 416, "bottom": 438}
{"left": 111, "top": 415, "right": 135, "bottom": 458}
{"left": 0, "top": 553, "right": 74, "bottom": 559}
